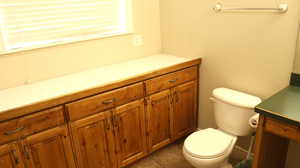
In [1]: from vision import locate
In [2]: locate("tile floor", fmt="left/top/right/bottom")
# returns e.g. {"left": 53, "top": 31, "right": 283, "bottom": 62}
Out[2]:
{"left": 127, "top": 138, "right": 245, "bottom": 168}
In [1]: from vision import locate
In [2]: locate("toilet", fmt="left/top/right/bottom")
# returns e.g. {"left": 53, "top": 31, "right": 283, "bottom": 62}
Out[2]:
{"left": 183, "top": 88, "right": 262, "bottom": 168}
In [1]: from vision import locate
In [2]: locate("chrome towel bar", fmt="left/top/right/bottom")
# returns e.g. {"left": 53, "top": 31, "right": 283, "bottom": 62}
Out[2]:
{"left": 212, "top": 3, "right": 288, "bottom": 13}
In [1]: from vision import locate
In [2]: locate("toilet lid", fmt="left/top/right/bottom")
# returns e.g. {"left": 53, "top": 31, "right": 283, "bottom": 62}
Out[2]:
{"left": 184, "top": 128, "right": 234, "bottom": 159}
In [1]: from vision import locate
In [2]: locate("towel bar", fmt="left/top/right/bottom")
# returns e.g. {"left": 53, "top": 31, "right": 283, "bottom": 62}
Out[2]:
{"left": 213, "top": 3, "right": 288, "bottom": 13}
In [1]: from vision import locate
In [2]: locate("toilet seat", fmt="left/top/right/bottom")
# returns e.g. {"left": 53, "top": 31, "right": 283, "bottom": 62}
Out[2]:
{"left": 184, "top": 128, "right": 234, "bottom": 159}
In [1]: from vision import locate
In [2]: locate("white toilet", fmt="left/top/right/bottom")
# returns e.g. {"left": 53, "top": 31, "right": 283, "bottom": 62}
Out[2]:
{"left": 183, "top": 88, "right": 262, "bottom": 168}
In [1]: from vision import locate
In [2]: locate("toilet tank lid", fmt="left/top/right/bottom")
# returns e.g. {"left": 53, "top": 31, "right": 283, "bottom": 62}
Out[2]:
{"left": 213, "top": 88, "right": 262, "bottom": 109}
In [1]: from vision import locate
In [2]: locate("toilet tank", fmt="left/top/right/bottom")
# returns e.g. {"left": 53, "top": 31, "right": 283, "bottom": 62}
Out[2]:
{"left": 212, "top": 88, "right": 262, "bottom": 136}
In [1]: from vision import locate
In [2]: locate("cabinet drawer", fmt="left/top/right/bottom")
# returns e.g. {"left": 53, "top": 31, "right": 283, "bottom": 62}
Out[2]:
{"left": 0, "top": 106, "right": 65, "bottom": 144}
{"left": 264, "top": 117, "right": 300, "bottom": 142}
{"left": 67, "top": 82, "right": 145, "bottom": 121}
{"left": 145, "top": 66, "right": 197, "bottom": 95}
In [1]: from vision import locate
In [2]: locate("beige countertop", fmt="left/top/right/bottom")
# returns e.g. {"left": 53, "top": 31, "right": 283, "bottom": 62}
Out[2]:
{"left": 0, "top": 54, "right": 201, "bottom": 119}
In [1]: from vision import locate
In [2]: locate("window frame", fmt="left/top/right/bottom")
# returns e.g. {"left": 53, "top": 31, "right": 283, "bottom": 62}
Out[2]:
{"left": 0, "top": 0, "right": 133, "bottom": 55}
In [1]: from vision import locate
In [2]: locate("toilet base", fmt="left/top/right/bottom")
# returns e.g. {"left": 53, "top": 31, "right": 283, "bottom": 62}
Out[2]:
{"left": 219, "top": 161, "right": 232, "bottom": 168}
{"left": 183, "top": 148, "right": 231, "bottom": 168}
{"left": 182, "top": 129, "right": 238, "bottom": 168}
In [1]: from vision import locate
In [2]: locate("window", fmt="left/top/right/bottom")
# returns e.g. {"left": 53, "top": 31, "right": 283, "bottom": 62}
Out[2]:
{"left": 0, "top": 0, "right": 132, "bottom": 53}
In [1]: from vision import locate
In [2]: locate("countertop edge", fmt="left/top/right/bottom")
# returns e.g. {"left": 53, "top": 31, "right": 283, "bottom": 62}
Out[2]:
{"left": 0, "top": 56, "right": 202, "bottom": 122}
{"left": 255, "top": 107, "right": 300, "bottom": 127}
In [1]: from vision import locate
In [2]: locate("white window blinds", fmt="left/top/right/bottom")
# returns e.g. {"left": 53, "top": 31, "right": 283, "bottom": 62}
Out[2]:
{"left": 0, "top": 0, "right": 132, "bottom": 52}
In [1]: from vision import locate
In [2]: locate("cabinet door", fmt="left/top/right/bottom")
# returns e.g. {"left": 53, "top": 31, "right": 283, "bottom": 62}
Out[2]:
{"left": 146, "top": 90, "right": 173, "bottom": 152}
{"left": 0, "top": 143, "right": 24, "bottom": 168}
{"left": 113, "top": 99, "right": 147, "bottom": 167}
{"left": 172, "top": 81, "right": 197, "bottom": 140}
{"left": 22, "top": 126, "right": 76, "bottom": 168}
{"left": 71, "top": 110, "right": 116, "bottom": 168}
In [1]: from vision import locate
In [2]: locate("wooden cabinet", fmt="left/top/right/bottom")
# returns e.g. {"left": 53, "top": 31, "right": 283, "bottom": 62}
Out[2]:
{"left": 71, "top": 110, "right": 116, "bottom": 168}
{"left": 0, "top": 125, "right": 75, "bottom": 168}
{"left": 0, "top": 61, "right": 201, "bottom": 168}
{"left": 252, "top": 116, "right": 290, "bottom": 168}
{"left": 146, "top": 80, "right": 198, "bottom": 152}
{"left": 66, "top": 82, "right": 145, "bottom": 121}
{"left": 0, "top": 143, "right": 24, "bottom": 168}
{"left": 0, "top": 106, "right": 73, "bottom": 168}
{"left": 0, "top": 106, "right": 65, "bottom": 145}
{"left": 22, "top": 126, "right": 75, "bottom": 168}
{"left": 71, "top": 99, "right": 147, "bottom": 168}
{"left": 114, "top": 100, "right": 147, "bottom": 167}
{"left": 146, "top": 90, "right": 173, "bottom": 152}
{"left": 145, "top": 66, "right": 197, "bottom": 95}
{"left": 172, "top": 81, "right": 197, "bottom": 140}
{"left": 69, "top": 67, "right": 198, "bottom": 167}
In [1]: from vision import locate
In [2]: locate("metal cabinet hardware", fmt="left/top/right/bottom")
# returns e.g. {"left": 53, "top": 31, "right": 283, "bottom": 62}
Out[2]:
{"left": 4, "top": 127, "right": 25, "bottom": 136}
{"left": 102, "top": 98, "right": 116, "bottom": 105}
{"left": 168, "top": 78, "right": 178, "bottom": 83}
{"left": 213, "top": 3, "right": 288, "bottom": 13}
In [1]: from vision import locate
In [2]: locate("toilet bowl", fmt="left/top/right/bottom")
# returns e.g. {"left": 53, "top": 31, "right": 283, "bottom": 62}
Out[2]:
{"left": 183, "top": 88, "right": 261, "bottom": 168}
{"left": 183, "top": 128, "right": 237, "bottom": 168}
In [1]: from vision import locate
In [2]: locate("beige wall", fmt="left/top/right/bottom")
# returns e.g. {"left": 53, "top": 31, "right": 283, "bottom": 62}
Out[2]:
{"left": 294, "top": 27, "right": 300, "bottom": 73}
{"left": 1, "top": 0, "right": 300, "bottom": 166}
{"left": 0, "top": 0, "right": 161, "bottom": 90}
{"left": 160, "top": 0, "right": 300, "bottom": 167}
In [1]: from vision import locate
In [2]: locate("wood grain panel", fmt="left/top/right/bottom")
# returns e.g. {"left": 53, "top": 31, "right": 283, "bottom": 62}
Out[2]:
{"left": 146, "top": 90, "right": 173, "bottom": 152}
{"left": 252, "top": 116, "right": 289, "bottom": 168}
{"left": 172, "top": 81, "right": 197, "bottom": 140}
{"left": 23, "top": 126, "right": 76, "bottom": 168}
{"left": 113, "top": 99, "right": 147, "bottom": 167}
{"left": 0, "top": 106, "right": 65, "bottom": 145}
{"left": 0, "top": 143, "right": 24, "bottom": 168}
{"left": 145, "top": 66, "right": 197, "bottom": 95}
{"left": 264, "top": 117, "right": 300, "bottom": 142}
{"left": 66, "top": 82, "right": 144, "bottom": 121}
{"left": 71, "top": 110, "right": 116, "bottom": 168}
{"left": 0, "top": 120, "right": 19, "bottom": 145}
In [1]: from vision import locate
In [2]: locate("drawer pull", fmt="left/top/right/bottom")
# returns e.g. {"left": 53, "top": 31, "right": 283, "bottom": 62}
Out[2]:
{"left": 168, "top": 78, "right": 178, "bottom": 83}
{"left": 4, "top": 127, "right": 25, "bottom": 136}
{"left": 102, "top": 98, "right": 116, "bottom": 105}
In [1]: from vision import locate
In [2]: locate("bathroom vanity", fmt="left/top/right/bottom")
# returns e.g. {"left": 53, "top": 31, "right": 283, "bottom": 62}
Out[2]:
{"left": 0, "top": 54, "right": 201, "bottom": 168}
{"left": 252, "top": 86, "right": 300, "bottom": 168}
